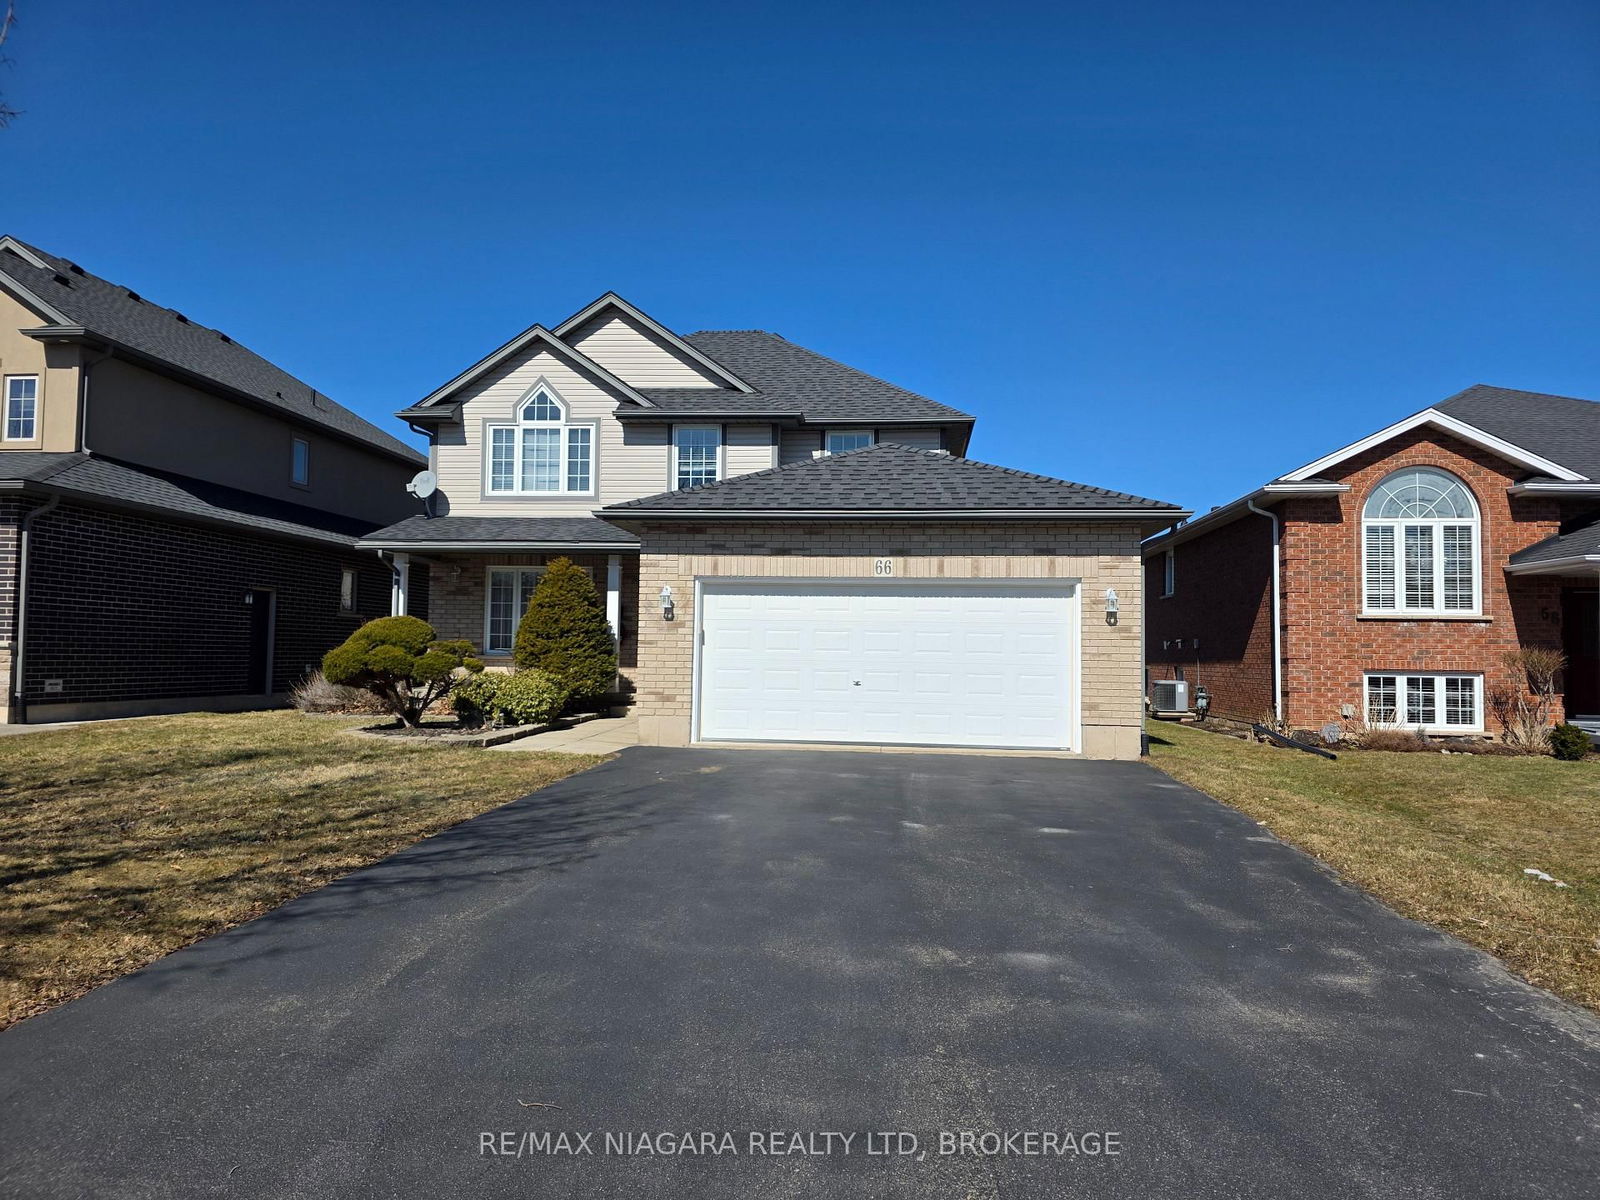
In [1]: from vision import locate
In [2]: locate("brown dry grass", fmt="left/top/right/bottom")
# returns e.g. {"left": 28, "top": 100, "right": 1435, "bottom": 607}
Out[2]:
{"left": 1148, "top": 721, "right": 1600, "bottom": 1012}
{"left": 0, "top": 711, "right": 604, "bottom": 1028}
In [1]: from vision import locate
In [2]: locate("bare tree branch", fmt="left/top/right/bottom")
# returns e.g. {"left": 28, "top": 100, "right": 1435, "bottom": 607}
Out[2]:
{"left": 0, "top": 3, "right": 19, "bottom": 128}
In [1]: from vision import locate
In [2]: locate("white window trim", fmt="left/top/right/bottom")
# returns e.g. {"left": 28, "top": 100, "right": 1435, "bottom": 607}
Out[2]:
{"left": 1360, "top": 470, "right": 1482, "bottom": 617}
{"left": 671, "top": 424, "right": 724, "bottom": 490}
{"left": 4, "top": 375, "right": 39, "bottom": 442}
{"left": 1363, "top": 671, "right": 1484, "bottom": 734}
{"left": 823, "top": 428, "right": 875, "bottom": 455}
{"left": 483, "top": 565, "right": 548, "bottom": 654}
{"left": 290, "top": 436, "right": 311, "bottom": 487}
{"left": 482, "top": 381, "right": 598, "bottom": 498}
{"left": 1161, "top": 549, "right": 1175, "bottom": 597}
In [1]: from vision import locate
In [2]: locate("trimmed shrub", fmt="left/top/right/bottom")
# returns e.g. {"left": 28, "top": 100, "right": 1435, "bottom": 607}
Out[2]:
{"left": 493, "top": 670, "right": 570, "bottom": 727}
{"left": 513, "top": 557, "right": 617, "bottom": 706}
{"left": 322, "top": 615, "right": 482, "bottom": 727}
{"left": 1550, "top": 723, "right": 1592, "bottom": 762}
{"left": 450, "top": 671, "right": 504, "bottom": 728}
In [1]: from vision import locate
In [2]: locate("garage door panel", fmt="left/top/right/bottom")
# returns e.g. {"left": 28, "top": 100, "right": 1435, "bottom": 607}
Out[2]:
{"left": 698, "top": 582, "right": 1075, "bottom": 750}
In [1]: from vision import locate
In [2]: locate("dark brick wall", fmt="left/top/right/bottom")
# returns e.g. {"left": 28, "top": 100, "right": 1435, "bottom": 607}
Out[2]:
{"left": 1145, "top": 510, "right": 1276, "bottom": 722}
{"left": 0, "top": 498, "right": 22, "bottom": 644}
{"left": 20, "top": 502, "right": 393, "bottom": 704}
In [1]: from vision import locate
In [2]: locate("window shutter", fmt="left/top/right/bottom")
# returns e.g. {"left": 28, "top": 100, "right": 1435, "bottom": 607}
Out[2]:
{"left": 1364, "top": 525, "right": 1395, "bottom": 610}
{"left": 1442, "top": 525, "right": 1474, "bottom": 610}
{"left": 1403, "top": 525, "right": 1434, "bottom": 609}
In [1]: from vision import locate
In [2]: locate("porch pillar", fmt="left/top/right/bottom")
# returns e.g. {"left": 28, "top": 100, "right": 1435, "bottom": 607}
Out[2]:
{"left": 606, "top": 554, "right": 622, "bottom": 646}
{"left": 391, "top": 553, "right": 409, "bottom": 617}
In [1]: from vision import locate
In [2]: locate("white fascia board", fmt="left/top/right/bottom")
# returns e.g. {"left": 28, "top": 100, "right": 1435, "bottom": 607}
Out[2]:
{"left": 0, "top": 274, "right": 72, "bottom": 325}
{"left": 410, "top": 325, "right": 655, "bottom": 411}
{"left": 1504, "top": 554, "right": 1600, "bottom": 575}
{"left": 0, "top": 236, "right": 52, "bottom": 269}
{"left": 1506, "top": 481, "right": 1600, "bottom": 497}
{"left": 1280, "top": 409, "right": 1588, "bottom": 483}
{"left": 552, "top": 292, "right": 756, "bottom": 393}
{"left": 1142, "top": 483, "right": 1346, "bottom": 553}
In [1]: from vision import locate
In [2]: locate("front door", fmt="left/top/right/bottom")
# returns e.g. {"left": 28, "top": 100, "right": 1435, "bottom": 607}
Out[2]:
{"left": 1562, "top": 589, "right": 1599, "bottom": 717}
{"left": 246, "top": 589, "right": 275, "bottom": 694}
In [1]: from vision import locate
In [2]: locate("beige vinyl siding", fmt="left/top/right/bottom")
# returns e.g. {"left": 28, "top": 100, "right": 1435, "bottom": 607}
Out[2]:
{"left": 565, "top": 312, "right": 725, "bottom": 388}
{"left": 431, "top": 342, "right": 672, "bottom": 515}
{"left": 725, "top": 424, "right": 777, "bottom": 478}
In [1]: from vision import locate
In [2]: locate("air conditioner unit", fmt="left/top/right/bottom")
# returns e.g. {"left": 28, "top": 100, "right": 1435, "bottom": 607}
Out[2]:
{"left": 1151, "top": 680, "right": 1189, "bottom": 713}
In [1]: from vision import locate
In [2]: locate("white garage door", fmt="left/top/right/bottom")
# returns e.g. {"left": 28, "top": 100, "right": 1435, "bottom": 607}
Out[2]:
{"left": 696, "top": 581, "right": 1078, "bottom": 750}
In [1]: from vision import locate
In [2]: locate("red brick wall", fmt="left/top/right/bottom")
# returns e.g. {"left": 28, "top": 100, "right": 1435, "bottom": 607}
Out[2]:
{"left": 1145, "top": 511, "right": 1276, "bottom": 722}
{"left": 1279, "top": 429, "right": 1566, "bottom": 729}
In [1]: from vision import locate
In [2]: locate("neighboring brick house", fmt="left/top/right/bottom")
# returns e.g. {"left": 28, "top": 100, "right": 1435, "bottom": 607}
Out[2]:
{"left": 362, "top": 293, "right": 1186, "bottom": 757}
{"left": 1144, "top": 386, "right": 1600, "bottom": 738}
{"left": 0, "top": 236, "right": 428, "bottom": 722}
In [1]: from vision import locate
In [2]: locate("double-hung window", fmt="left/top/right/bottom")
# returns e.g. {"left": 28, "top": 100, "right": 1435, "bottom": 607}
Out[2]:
{"left": 824, "top": 429, "right": 874, "bottom": 455}
{"left": 1362, "top": 468, "right": 1479, "bottom": 615}
{"left": 673, "top": 426, "right": 721, "bottom": 490}
{"left": 1365, "top": 672, "right": 1482, "bottom": 733}
{"left": 4, "top": 376, "right": 38, "bottom": 441}
{"left": 486, "top": 385, "right": 595, "bottom": 495}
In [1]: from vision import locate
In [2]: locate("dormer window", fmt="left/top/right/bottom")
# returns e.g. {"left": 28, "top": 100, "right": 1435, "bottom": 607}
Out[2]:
{"left": 486, "top": 384, "right": 595, "bottom": 495}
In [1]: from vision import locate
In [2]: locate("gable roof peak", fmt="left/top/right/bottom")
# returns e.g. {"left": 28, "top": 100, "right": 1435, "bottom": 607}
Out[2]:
{"left": 552, "top": 292, "right": 755, "bottom": 393}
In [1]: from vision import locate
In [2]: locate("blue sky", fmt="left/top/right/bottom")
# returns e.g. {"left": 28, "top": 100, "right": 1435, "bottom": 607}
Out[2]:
{"left": 3, "top": 1, "right": 1597, "bottom": 510}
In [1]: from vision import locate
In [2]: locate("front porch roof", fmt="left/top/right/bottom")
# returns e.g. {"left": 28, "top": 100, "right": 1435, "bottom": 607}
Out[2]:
{"left": 357, "top": 514, "right": 639, "bottom": 553}
{"left": 1506, "top": 519, "right": 1600, "bottom": 576}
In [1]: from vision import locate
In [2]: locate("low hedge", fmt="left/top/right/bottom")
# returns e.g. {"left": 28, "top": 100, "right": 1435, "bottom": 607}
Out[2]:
{"left": 449, "top": 670, "right": 570, "bottom": 729}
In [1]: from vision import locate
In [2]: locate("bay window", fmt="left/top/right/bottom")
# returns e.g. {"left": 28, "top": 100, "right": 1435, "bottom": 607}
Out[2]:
{"left": 486, "top": 384, "right": 595, "bottom": 495}
{"left": 1364, "top": 672, "right": 1482, "bottom": 732}
{"left": 1362, "top": 468, "right": 1479, "bottom": 615}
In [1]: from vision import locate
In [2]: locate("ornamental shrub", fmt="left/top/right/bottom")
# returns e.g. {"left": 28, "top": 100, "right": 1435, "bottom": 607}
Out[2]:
{"left": 493, "top": 670, "right": 570, "bottom": 727}
{"left": 1550, "top": 723, "right": 1592, "bottom": 762}
{"left": 322, "top": 615, "right": 482, "bottom": 727}
{"left": 450, "top": 671, "right": 504, "bottom": 728}
{"left": 513, "top": 557, "right": 617, "bottom": 706}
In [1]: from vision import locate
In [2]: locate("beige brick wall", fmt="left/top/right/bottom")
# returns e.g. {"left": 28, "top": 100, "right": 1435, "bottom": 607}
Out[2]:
{"left": 624, "top": 521, "right": 1147, "bottom": 759}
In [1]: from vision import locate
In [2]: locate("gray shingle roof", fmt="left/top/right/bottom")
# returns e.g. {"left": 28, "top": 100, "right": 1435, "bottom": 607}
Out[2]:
{"left": 1508, "top": 519, "right": 1600, "bottom": 567}
{"left": 0, "top": 452, "right": 376, "bottom": 546}
{"left": 1434, "top": 384, "right": 1600, "bottom": 480}
{"left": 0, "top": 239, "right": 424, "bottom": 465}
{"left": 602, "top": 443, "right": 1184, "bottom": 516}
{"left": 620, "top": 330, "right": 974, "bottom": 424}
{"left": 360, "top": 514, "right": 638, "bottom": 547}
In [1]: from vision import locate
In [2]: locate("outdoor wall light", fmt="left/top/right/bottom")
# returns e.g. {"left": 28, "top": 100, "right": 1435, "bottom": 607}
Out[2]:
{"left": 1104, "top": 587, "right": 1119, "bottom": 625}
{"left": 660, "top": 585, "right": 675, "bottom": 621}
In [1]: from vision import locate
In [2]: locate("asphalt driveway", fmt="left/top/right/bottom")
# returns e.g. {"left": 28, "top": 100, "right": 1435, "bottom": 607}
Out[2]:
{"left": 2, "top": 748, "right": 1597, "bottom": 1198}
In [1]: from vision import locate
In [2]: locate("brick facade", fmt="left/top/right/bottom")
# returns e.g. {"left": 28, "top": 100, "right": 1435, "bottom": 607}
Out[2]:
{"left": 622, "top": 520, "right": 1147, "bottom": 759}
{"left": 13, "top": 500, "right": 396, "bottom": 719}
{"left": 419, "top": 551, "right": 639, "bottom": 687}
{"left": 1147, "top": 429, "right": 1588, "bottom": 733}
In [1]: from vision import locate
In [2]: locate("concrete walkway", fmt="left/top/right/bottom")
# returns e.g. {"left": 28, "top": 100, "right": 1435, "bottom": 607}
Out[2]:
{"left": 493, "top": 711, "right": 639, "bottom": 754}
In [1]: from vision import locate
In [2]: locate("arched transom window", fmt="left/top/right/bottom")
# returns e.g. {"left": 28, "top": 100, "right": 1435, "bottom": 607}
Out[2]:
{"left": 1361, "top": 467, "right": 1479, "bottom": 614}
{"left": 486, "top": 383, "right": 595, "bottom": 495}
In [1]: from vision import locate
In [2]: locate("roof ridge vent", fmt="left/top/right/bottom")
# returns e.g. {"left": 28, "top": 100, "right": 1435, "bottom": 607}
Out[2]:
{"left": 51, "top": 272, "right": 72, "bottom": 287}
{"left": 68, "top": 263, "right": 85, "bottom": 275}
{"left": 217, "top": 331, "right": 231, "bottom": 343}
{"left": 173, "top": 312, "right": 188, "bottom": 323}
{"left": 125, "top": 288, "right": 142, "bottom": 302}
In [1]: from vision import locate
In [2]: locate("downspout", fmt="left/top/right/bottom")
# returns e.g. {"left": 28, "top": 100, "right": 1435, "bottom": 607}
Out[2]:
{"left": 1246, "top": 498, "right": 1283, "bottom": 725}
{"left": 12, "top": 492, "right": 62, "bottom": 724}
{"left": 76, "top": 345, "right": 115, "bottom": 454}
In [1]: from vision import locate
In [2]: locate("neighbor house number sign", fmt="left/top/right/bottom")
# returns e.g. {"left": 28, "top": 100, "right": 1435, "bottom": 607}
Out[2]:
{"left": 873, "top": 558, "right": 895, "bottom": 576}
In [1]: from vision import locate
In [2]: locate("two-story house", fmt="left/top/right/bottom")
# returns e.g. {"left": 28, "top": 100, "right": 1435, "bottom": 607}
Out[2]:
{"left": 0, "top": 236, "right": 427, "bottom": 723}
{"left": 1144, "top": 386, "right": 1600, "bottom": 738}
{"left": 361, "top": 293, "right": 1187, "bottom": 758}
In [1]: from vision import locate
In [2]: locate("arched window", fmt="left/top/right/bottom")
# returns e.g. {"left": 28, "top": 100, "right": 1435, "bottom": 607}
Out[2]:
{"left": 1361, "top": 467, "right": 1479, "bottom": 614}
{"left": 486, "top": 383, "right": 594, "bottom": 495}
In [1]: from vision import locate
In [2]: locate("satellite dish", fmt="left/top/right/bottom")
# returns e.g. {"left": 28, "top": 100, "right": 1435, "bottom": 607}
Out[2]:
{"left": 406, "top": 470, "right": 437, "bottom": 499}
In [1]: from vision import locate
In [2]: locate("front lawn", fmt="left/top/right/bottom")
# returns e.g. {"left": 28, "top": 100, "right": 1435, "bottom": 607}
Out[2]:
{"left": 0, "top": 711, "right": 604, "bottom": 1028}
{"left": 1148, "top": 721, "right": 1600, "bottom": 1013}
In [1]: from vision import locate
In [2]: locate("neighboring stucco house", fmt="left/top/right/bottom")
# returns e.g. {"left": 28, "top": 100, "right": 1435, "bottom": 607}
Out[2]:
{"left": 1144, "top": 385, "right": 1600, "bottom": 737}
{"left": 361, "top": 293, "right": 1186, "bottom": 758}
{"left": 0, "top": 236, "right": 427, "bottom": 723}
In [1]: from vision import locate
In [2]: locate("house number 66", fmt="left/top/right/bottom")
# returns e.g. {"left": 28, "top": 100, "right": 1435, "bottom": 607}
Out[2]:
{"left": 873, "top": 558, "right": 895, "bottom": 577}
